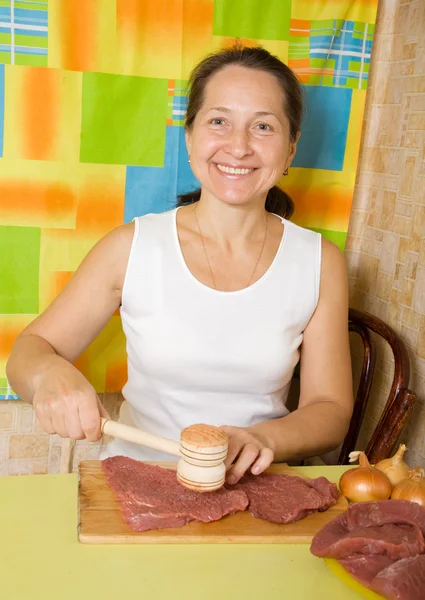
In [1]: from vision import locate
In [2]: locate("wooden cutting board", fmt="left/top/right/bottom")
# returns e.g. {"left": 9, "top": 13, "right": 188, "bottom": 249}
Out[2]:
{"left": 78, "top": 460, "right": 348, "bottom": 544}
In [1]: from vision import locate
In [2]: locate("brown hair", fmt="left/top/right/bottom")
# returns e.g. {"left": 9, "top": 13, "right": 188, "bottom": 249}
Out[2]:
{"left": 177, "top": 44, "right": 304, "bottom": 218}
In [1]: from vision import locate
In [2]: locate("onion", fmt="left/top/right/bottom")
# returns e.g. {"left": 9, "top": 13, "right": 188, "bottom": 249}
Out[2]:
{"left": 375, "top": 444, "right": 410, "bottom": 486}
{"left": 339, "top": 452, "right": 392, "bottom": 502}
{"left": 391, "top": 468, "right": 425, "bottom": 507}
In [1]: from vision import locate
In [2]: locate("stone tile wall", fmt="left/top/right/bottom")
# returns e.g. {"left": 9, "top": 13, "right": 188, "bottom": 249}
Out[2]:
{"left": 347, "top": 0, "right": 425, "bottom": 467}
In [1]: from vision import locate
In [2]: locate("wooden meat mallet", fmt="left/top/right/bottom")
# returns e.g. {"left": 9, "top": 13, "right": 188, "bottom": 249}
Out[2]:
{"left": 100, "top": 419, "right": 229, "bottom": 493}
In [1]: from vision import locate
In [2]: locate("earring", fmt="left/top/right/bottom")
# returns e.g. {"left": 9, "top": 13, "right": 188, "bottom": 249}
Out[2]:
{"left": 283, "top": 169, "right": 288, "bottom": 176}
{"left": 188, "top": 157, "right": 191, "bottom": 163}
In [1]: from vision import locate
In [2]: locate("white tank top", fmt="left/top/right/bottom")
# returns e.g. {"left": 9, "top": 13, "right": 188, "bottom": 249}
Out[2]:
{"left": 100, "top": 207, "right": 321, "bottom": 462}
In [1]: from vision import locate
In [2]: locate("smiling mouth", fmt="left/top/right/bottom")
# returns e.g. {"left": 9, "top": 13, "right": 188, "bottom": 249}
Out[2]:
{"left": 215, "top": 164, "right": 256, "bottom": 176}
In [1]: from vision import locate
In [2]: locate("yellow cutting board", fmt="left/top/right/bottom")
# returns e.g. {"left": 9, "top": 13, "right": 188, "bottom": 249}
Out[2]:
{"left": 325, "top": 559, "right": 385, "bottom": 600}
{"left": 78, "top": 460, "right": 348, "bottom": 544}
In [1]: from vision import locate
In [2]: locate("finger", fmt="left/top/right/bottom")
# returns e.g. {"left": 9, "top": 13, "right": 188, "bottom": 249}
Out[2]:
{"left": 64, "top": 406, "right": 85, "bottom": 440}
{"left": 34, "top": 408, "right": 56, "bottom": 435}
{"left": 226, "top": 443, "right": 261, "bottom": 485}
{"left": 97, "top": 397, "right": 110, "bottom": 419}
{"left": 51, "top": 412, "right": 69, "bottom": 439}
{"left": 224, "top": 435, "right": 244, "bottom": 470}
{"left": 219, "top": 426, "right": 248, "bottom": 469}
{"left": 219, "top": 425, "right": 236, "bottom": 435}
{"left": 250, "top": 447, "right": 274, "bottom": 475}
{"left": 41, "top": 395, "right": 69, "bottom": 437}
{"left": 79, "top": 395, "right": 102, "bottom": 442}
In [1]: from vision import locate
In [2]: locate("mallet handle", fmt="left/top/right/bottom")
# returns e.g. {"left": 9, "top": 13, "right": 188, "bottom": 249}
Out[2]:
{"left": 101, "top": 418, "right": 180, "bottom": 457}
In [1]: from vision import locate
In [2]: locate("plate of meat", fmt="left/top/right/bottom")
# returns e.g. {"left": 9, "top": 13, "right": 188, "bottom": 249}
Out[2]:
{"left": 311, "top": 499, "right": 425, "bottom": 600}
{"left": 78, "top": 458, "right": 348, "bottom": 543}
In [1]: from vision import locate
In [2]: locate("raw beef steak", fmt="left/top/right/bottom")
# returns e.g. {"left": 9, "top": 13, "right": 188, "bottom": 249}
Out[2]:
{"left": 311, "top": 511, "right": 424, "bottom": 559}
{"left": 311, "top": 499, "right": 425, "bottom": 600}
{"left": 102, "top": 456, "right": 249, "bottom": 532}
{"left": 339, "top": 555, "right": 395, "bottom": 587}
{"left": 232, "top": 472, "right": 339, "bottom": 523}
{"left": 371, "top": 555, "right": 425, "bottom": 600}
{"left": 347, "top": 499, "right": 425, "bottom": 536}
{"left": 102, "top": 458, "right": 339, "bottom": 532}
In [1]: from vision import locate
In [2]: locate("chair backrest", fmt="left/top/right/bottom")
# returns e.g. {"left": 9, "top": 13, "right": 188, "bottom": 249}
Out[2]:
{"left": 338, "top": 308, "right": 417, "bottom": 465}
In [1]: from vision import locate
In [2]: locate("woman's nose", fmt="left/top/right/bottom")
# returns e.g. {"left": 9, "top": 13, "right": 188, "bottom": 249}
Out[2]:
{"left": 226, "top": 128, "right": 253, "bottom": 159}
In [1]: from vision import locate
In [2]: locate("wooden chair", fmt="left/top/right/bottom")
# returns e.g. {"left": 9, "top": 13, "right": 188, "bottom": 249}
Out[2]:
{"left": 337, "top": 308, "right": 417, "bottom": 465}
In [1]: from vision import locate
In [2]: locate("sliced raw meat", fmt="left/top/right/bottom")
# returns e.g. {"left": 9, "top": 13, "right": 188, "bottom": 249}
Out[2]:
{"left": 311, "top": 519, "right": 424, "bottom": 559}
{"left": 339, "top": 555, "right": 395, "bottom": 588}
{"left": 102, "top": 456, "right": 249, "bottom": 532}
{"left": 103, "top": 458, "right": 340, "bottom": 531}
{"left": 311, "top": 512, "right": 348, "bottom": 556}
{"left": 311, "top": 499, "right": 425, "bottom": 599}
{"left": 343, "top": 524, "right": 423, "bottom": 559}
{"left": 232, "top": 472, "right": 339, "bottom": 524}
{"left": 371, "top": 555, "right": 425, "bottom": 600}
{"left": 347, "top": 499, "right": 425, "bottom": 536}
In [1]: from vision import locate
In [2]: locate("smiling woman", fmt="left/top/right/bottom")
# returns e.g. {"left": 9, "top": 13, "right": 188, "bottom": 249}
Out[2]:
{"left": 6, "top": 44, "right": 353, "bottom": 486}
{"left": 179, "top": 45, "right": 303, "bottom": 220}
{"left": 187, "top": 66, "right": 292, "bottom": 209}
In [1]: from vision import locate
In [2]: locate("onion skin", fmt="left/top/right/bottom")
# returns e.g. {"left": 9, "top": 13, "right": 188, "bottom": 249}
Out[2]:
{"left": 375, "top": 444, "right": 410, "bottom": 486}
{"left": 391, "top": 469, "right": 425, "bottom": 507}
{"left": 339, "top": 453, "right": 393, "bottom": 502}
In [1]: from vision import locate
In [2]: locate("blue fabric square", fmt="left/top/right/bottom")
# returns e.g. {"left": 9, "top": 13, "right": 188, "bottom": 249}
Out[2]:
{"left": 0, "top": 65, "right": 4, "bottom": 157}
{"left": 292, "top": 86, "right": 352, "bottom": 171}
{"left": 124, "top": 126, "right": 199, "bottom": 221}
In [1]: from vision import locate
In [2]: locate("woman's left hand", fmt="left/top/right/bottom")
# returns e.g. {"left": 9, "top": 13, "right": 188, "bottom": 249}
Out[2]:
{"left": 219, "top": 425, "right": 275, "bottom": 485}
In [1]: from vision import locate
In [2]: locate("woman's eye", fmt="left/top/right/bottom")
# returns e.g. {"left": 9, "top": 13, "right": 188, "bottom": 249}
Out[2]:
{"left": 210, "top": 118, "right": 224, "bottom": 125}
{"left": 257, "top": 123, "right": 272, "bottom": 131}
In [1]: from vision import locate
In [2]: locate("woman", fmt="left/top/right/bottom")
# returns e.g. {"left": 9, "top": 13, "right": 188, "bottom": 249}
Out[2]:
{"left": 6, "top": 45, "right": 353, "bottom": 484}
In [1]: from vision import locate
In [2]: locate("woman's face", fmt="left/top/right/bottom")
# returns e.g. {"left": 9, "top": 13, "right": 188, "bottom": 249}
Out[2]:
{"left": 186, "top": 65, "right": 299, "bottom": 208}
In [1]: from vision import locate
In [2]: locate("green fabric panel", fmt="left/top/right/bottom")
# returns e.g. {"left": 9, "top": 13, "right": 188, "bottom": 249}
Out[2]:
{"left": 15, "top": 55, "right": 47, "bottom": 67}
{"left": 0, "top": 226, "right": 40, "bottom": 313}
{"left": 213, "top": 0, "right": 292, "bottom": 41}
{"left": 15, "top": 34, "right": 48, "bottom": 48}
{"left": 80, "top": 73, "right": 169, "bottom": 166}
{"left": 15, "top": 1, "right": 46, "bottom": 9}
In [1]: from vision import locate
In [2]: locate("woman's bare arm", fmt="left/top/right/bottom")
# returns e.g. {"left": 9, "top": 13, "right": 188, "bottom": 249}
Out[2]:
{"left": 223, "top": 238, "right": 353, "bottom": 481}
{"left": 250, "top": 238, "right": 353, "bottom": 461}
{"left": 6, "top": 222, "right": 134, "bottom": 440}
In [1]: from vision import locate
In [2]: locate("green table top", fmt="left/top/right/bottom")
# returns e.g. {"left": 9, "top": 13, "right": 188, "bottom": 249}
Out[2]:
{"left": 0, "top": 465, "right": 366, "bottom": 600}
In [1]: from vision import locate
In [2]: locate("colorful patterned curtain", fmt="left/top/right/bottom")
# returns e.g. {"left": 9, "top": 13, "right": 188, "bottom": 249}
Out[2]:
{"left": 0, "top": 0, "right": 379, "bottom": 398}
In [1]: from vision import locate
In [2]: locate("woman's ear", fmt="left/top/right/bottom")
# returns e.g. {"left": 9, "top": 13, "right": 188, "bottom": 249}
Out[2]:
{"left": 185, "top": 128, "right": 192, "bottom": 158}
{"left": 287, "top": 130, "right": 301, "bottom": 167}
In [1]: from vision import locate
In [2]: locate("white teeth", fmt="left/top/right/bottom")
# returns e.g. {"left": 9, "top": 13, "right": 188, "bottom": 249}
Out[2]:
{"left": 216, "top": 164, "right": 254, "bottom": 175}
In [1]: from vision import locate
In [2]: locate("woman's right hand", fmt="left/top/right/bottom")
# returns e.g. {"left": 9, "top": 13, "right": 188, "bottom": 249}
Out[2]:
{"left": 33, "top": 359, "right": 109, "bottom": 442}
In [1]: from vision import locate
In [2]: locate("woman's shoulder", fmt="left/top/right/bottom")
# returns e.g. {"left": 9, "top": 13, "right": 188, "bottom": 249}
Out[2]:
{"left": 99, "top": 220, "right": 135, "bottom": 250}
{"left": 281, "top": 220, "right": 346, "bottom": 281}
{"left": 281, "top": 218, "right": 321, "bottom": 256}
{"left": 133, "top": 207, "right": 177, "bottom": 225}
{"left": 320, "top": 236, "right": 348, "bottom": 293}
{"left": 321, "top": 236, "right": 345, "bottom": 269}
{"left": 98, "top": 208, "right": 177, "bottom": 253}
{"left": 284, "top": 219, "right": 344, "bottom": 260}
